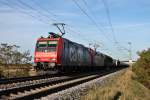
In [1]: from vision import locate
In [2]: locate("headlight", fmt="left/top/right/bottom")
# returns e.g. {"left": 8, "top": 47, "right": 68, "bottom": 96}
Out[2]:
{"left": 51, "top": 58, "right": 56, "bottom": 61}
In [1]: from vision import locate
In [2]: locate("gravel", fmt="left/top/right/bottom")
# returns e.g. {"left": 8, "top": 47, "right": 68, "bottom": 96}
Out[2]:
{"left": 40, "top": 69, "right": 126, "bottom": 100}
{"left": 0, "top": 76, "right": 68, "bottom": 90}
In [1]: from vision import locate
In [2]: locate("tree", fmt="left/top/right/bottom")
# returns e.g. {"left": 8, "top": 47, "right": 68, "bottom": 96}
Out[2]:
{"left": 0, "top": 43, "right": 13, "bottom": 64}
{"left": 0, "top": 43, "right": 32, "bottom": 65}
{"left": 133, "top": 48, "right": 150, "bottom": 89}
{"left": 22, "top": 50, "right": 32, "bottom": 64}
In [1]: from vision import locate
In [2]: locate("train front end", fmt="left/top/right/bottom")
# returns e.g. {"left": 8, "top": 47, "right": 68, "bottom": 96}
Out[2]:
{"left": 34, "top": 34, "right": 63, "bottom": 70}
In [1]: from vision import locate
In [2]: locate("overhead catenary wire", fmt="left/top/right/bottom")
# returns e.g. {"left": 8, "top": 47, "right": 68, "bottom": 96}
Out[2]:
{"left": 101, "top": 0, "right": 128, "bottom": 48}
{"left": 66, "top": 26, "right": 93, "bottom": 43}
{"left": 81, "top": 0, "right": 111, "bottom": 47}
{"left": 72, "top": 0, "right": 125, "bottom": 57}
{"left": 72, "top": 0, "right": 122, "bottom": 56}
{"left": 30, "top": 0, "right": 97, "bottom": 45}
{"left": 82, "top": 0, "right": 98, "bottom": 20}
{"left": 72, "top": 0, "right": 113, "bottom": 42}
{"left": 1, "top": 0, "right": 92, "bottom": 46}
{"left": 82, "top": 0, "right": 108, "bottom": 35}
{"left": 1, "top": 0, "right": 121, "bottom": 58}
{"left": 18, "top": 0, "right": 93, "bottom": 43}
{"left": 30, "top": 0, "right": 65, "bottom": 22}
{"left": 101, "top": 0, "right": 117, "bottom": 43}
{"left": 0, "top": 0, "right": 50, "bottom": 25}
{"left": 2, "top": 0, "right": 112, "bottom": 54}
{"left": 16, "top": 0, "right": 57, "bottom": 22}
{"left": 82, "top": 0, "right": 125, "bottom": 56}
{"left": 16, "top": 0, "right": 106, "bottom": 45}
{"left": 100, "top": 0, "right": 129, "bottom": 57}
{"left": 81, "top": 0, "right": 123, "bottom": 50}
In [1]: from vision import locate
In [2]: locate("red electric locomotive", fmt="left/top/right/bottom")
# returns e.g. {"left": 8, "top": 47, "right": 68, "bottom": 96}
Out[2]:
{"left": 34, "top": 32, "right": 94, "bottom": 72}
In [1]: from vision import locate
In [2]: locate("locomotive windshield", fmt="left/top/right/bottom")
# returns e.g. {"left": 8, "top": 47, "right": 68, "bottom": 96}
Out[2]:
{"left": 37, "top": 41, "right": 47, "bottom": 47}
{"left": 48, "top": 41, "right": 57, "bottom": 47}
{"left": 36, "top": 40, "right": 58, "bottom": 52}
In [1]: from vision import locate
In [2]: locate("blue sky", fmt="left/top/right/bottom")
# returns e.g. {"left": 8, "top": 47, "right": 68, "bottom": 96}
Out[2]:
{"left": 0, "top": 0, "right": 150, "bottom": 60}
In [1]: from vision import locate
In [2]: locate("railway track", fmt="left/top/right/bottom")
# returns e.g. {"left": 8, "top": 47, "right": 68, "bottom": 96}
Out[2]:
{"left": 0, "top": 68, "right": 124, "bottom": 100}
{"left": 0, "top": 74, "right": 61, "bottom": 85}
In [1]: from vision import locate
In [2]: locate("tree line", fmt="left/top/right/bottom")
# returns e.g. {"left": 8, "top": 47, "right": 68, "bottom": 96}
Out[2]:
{"left": 0, "top": 43, "right": 32, "bottom": 65}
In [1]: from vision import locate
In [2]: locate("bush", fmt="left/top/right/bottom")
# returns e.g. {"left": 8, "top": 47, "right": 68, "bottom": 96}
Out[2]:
{"left": 132, "top": 48, "right": 150, "bottom": 89}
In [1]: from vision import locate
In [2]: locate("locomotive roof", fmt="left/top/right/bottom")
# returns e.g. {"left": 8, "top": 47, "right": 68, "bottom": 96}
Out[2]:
{"left": 63, "top": 38, "right": 85, "bottom": 47}
{"left": 37, "top": 37, "right": 60, "bottom": 41}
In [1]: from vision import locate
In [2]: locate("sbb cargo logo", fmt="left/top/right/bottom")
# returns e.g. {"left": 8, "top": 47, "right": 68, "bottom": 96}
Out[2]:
{"left": 69, "top": 46, "right": 77, "bottom": 62}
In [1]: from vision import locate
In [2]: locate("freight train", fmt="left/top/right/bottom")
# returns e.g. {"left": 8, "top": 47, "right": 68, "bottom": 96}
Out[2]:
{"left": 34, "top": 32, "right": 128, "bottom": 72}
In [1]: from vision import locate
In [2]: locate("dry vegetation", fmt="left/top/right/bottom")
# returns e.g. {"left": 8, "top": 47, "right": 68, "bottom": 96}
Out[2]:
{"left": 132, "top": 48, "right": 150, "bottom": 89}
{"left": 81, "top": 69, "right": 150, "bottom": 100}
{"left": 0, "top": 64, "right": 32, "bottom": 78}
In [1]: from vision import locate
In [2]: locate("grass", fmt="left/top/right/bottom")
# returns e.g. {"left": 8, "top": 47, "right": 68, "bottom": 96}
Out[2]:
{"left": 0, "top": 64, "right": 32, "bottom": 78}
{"left": 81, "top": 69, "right": 150, "bottom": 100}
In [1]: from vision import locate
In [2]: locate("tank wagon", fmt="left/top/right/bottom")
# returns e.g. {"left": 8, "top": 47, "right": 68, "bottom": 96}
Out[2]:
{"left": 34, "top": 32, "right": 123, "bottom": 72}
